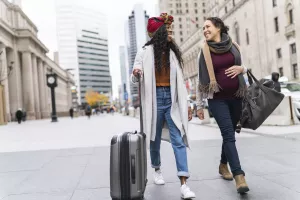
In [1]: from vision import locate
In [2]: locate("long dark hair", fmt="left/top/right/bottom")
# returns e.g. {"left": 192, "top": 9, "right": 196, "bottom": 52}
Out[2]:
{"left": 143, "top": 24, "right": 183, "bottom": 72}
{"left": 206, "top": 17, "right": 229, "bottom": 34}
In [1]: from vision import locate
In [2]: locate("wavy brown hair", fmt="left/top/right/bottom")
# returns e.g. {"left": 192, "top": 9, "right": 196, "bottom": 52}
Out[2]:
{"left": 206, "top": 17, "right": 229, "bottom": 34}
{"left": 143, "top": 24, "right": 183, "bottom": 72}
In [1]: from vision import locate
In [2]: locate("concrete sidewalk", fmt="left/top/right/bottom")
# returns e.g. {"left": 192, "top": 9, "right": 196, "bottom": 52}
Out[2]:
{"left": 190, "top": 117, "right": 300, "bottom": 137}
{"left": 0, "top": 114, "right": 300, "bottom": 199}
{"left": 1, "top": 135, "right": 300, "bottom": 200}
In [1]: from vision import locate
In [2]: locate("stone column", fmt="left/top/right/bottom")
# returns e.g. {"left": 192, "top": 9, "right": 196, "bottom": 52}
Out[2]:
{"left": 32, "top": 54, "right": 40, "bottom": 119}
{"left": 7, "top": 48, "right": 22, "bottom": 119}
{"left": 0, "top": 45, "right": 11, "bottom": 122}
{"left": 37, "top": 59, "right": 46, "bottom": 118}
{"left": 66, "top": 72, "right": 72, "bottom": 110}
{"left": 43, "top": 64, "right": 50, "bottom": 117}
{"left": 22, "top": 51, "right": 35, "bottom": 120}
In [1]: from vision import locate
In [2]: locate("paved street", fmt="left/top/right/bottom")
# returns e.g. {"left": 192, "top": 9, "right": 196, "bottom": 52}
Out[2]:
{"left": 0, "top": 114, "right": 300, "bottom": 200}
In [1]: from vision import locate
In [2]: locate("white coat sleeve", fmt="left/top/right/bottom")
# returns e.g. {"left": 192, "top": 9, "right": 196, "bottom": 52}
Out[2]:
{"left": 131, "top": 48, "right": 145, "bottom": 84}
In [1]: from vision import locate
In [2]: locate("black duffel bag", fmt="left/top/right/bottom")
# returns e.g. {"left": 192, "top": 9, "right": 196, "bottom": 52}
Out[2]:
{"left": 240, "top": 71, "right": 285, "bottom": 130}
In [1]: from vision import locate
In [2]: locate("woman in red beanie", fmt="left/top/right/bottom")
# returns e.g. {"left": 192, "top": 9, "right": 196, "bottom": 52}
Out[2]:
{"left": 131, "top": 13, "right": 196, "bottom": 199}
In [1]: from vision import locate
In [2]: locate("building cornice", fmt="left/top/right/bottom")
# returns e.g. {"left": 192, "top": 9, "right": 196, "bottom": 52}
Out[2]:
{"left": 221, "top": 0, "right": 249, "bottom": 21}
{"left": 2, "top": 0, "right": 38, "bottom": 32}
{"left": 9, "top": 4, "right": 38, "bottom": 33}
{"left": 0, "top": 19, "right": 15, "bottom": 36}
{"left": 15, "top": 29, "right": 49, "bottom": 53}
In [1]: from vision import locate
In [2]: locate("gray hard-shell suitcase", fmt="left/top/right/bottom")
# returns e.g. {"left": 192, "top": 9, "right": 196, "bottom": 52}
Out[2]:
{"left": 110, "top": 76, "right": 147, "bottom": 200}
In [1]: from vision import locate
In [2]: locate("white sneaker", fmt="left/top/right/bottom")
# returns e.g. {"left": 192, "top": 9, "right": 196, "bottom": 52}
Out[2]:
{"left": 181, "top": 184, "right": 196, "bottom": 199}
{"left": 153, "top": 170, "right": 165, "bottom": 185}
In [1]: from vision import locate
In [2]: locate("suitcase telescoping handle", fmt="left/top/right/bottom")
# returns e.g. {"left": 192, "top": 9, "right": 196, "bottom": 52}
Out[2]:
{"left": 138, "top": 74, "right": 144, "bottom": 134}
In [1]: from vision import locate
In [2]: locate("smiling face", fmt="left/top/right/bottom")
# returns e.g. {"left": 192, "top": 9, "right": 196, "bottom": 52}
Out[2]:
{"left": 166, "top": 24, "right": 173, "bottom": 42}
{"left": 203, "top": 20, "right": 221, "bottom": 41}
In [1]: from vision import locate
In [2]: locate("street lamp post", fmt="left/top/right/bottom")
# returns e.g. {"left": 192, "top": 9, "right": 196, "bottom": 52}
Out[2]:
{"left": 46, "top": 73, "right": 58, "bottom": 122}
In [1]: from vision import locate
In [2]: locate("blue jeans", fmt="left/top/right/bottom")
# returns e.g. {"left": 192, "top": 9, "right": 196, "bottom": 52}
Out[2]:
{"left": 150, "top": 87, "right": 190, "bottom": 178}
{"left": 208, "top": 99, "right": 245, "bottom": 177}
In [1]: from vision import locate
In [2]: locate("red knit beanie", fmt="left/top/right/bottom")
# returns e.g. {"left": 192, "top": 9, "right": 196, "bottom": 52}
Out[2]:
{"left": 147, "top": 13, "right": 174, "bottom": 38}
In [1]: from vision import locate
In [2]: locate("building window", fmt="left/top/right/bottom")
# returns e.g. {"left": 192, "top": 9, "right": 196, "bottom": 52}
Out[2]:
{"left": 176, "top": 3, "right": 178, "bottom": 7}
{"left": 171, "top": 10, "right": 173, "bottom": 14}
{"left": 203, "top": 9, "right": 206, "bottom": 13}
{"left": 234, "top": 22, "right": 240, "bottom": 44}
{"left": 195, "top": 9, "right": 198, "bottom": 14}
{"left": 179, "top": 17, "right": 182, "bottom": 22}
{"left": 196, "top": 17, "right": 198, "bottom": 21}
{"left": 169, "top": 3, "right": 172, "bottom": 7}
{"left": 246, "top": 29, "right": 250, "bottom": 45}
{"left": 274, "top": 17, "right": 279, "bottom": 32}
{"left": 273, "top": 0, "right": 277, "bottom": 7}
{"left": 203, "top": 2, "right": 205, "bottom": 6}
{"left": 186, "top": 3, "right": 188, "bottom": 7}
{"left": 291, "top": 43, "right": 296, "bottom": 54}
{"left": 293, "top": 64, "right": 298, "bottom": 79}
{"left": 180, "top": 38, "right": 183, "bottom": 42}
{"left": 194, "top": 3, "right": 197, "bottom": 6}
{"left": 196, "top": 24, "right": 199, "bottom": 28}
{"left": 186, "top": 9, "right": 189, "bottom": 13}
{"left": 279, "top": 67, "right": 284, "bottom": 77}
{"left": 289, "top": 9, "right": 294, "bottom": 24}
{"left": 225, "top": 6, "right": 228, "bottom": 13}
{"left": 233, "top": 0, "right": 235, "bottom": 6}
{"left": 276, "top": 48, "right": 282, "bottom": 58}
{"left": 180, "top": 24, "right": 182, "bottom": 28}
{"left": 180, "top": 31, "right": 182, "bottom": 35}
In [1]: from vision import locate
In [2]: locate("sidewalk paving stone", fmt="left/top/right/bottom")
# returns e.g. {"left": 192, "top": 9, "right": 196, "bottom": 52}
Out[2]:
{"left": 0, "top": 114, "right": 299, "bottom": 200}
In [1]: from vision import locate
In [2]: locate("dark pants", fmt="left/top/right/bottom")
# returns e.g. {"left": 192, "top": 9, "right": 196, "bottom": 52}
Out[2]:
{"left": 208, "top": 99, "right": 245, "bottom": 177}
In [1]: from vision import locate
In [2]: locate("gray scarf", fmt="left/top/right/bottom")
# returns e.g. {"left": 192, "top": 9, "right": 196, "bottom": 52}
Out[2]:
{"left": 198, "top": 33, "right": 246, "bottom": 97}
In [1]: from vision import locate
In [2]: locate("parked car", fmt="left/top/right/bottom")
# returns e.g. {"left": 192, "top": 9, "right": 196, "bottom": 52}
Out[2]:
{"left": 280, "top": 82, "right": 300, "bottom": 120}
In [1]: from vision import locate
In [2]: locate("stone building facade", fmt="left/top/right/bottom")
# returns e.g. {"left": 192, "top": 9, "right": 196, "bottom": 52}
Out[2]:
{"left": 180, "top": 29, "right": 203, "bottom": 97}
{"left": 0, "top": 0, "right": 74, "bottom": 122}
{"left": 181, "top": 0, "right": 300, "bottom": 95}
{"left": 159, "top": 0, "right": 206, "bottom": 44}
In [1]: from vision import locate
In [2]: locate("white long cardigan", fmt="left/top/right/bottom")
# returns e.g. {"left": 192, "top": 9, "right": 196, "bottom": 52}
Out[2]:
{"left": 131, "top": 45, "right": 190, "bottom": 148}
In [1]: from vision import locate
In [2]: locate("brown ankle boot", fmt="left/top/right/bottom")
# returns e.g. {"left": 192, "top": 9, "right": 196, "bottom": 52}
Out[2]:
{"left": 234, "top": 174, "right": 250, "bottom": 194}
{"left": 219, "top": 163, "right": 233, "bottom": 181}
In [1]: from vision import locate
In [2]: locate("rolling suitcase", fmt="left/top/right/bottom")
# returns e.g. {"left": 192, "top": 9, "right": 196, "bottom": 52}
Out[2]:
{"left": 110, "top": 76, "right": 147, "bottom": 200}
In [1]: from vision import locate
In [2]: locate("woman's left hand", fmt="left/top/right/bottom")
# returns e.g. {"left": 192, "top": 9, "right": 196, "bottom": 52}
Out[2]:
{"left": 188, "top": 107, "right": 193, "bottom": 121}
{"left": 225, "top": 65, "right": 244, "bottom": 78}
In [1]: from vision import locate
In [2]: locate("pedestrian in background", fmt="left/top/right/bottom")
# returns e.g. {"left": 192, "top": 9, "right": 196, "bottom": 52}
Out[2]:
{"left": 110, "top": 106, "right": 114, "bottom": 115}
{"left": 196, "top": 17, "right": 249, "bottom": 194}
{"left": 85, "top": 105, "right": 91, "bottom": 119}
{"left": 69, "top": 108, "right": 74, "bottom": 119}
{"left": 15, "top": 108, "right": 23, "bottom": 124}
{"left": 131, "top": 13, "right": 195, "bottom": 199}
{"left": 272, "top": 72, "right": 281, "bottom": 92}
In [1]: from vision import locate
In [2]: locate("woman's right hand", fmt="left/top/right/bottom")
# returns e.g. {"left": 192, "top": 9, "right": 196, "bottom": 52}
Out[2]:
{"left": 133, "top": 69, "right": 142, "bottom": 78}
{"left": 197, "top": 109, "right": 204, "bottom": 120}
